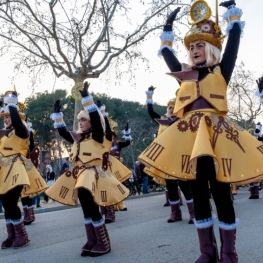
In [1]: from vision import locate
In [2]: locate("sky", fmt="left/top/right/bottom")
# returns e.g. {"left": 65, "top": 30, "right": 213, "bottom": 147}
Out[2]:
{"left": 0, "top": 0, "right": 263, "bottom": 108}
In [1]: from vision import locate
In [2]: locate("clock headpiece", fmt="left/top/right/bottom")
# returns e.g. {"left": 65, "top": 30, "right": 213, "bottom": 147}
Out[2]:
{"left": 184, "top": 0, "right": 224, "bottom": 51}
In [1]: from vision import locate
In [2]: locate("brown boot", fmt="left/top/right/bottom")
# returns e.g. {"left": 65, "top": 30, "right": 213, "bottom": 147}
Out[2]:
{"left": 186, "top": 201, "right": 195, "bottom": 224}
{"left": 24, "top": 206, "right": 35, "bottom": 225}
{"left": 105, "top": 206, "right": 115, "bottom": 224}
{"left": 167, "top": 202, "right": 182, "bottom": 223}
{"left": 81, "top": 219, "right": 97, "bottom": 257}
{"left": 12, "top": 220, "right": 30, "bottom": 249}
{"left": 219, "top": 228, "right": 238, "bottom": 263}
{"left": 1, "top": 221, "right": 15, "bottom": 249}
{"left": 195, "top": 218, "right": 218, "bottom": 263}
{"left": 90, "top": 220, "right": 111, "bottom": 257}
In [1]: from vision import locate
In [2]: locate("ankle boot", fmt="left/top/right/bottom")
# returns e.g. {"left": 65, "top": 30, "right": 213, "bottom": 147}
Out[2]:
{"left": 167, "top": 202, "right": 182, "bottom": 223}
{"left": 219, "top": 228, "right": 238, "bottom": 263}
{"left": 195, "top": 225, "right": 218, "bottom": 263}
{"left": 100, "top": 206, "right": 107, "bottom": 217}
{"left": 24, "top": 207, "right": 35, "bottom": 225}
{"left": 90, "top": 220, "right": 111, "bottom": 257}
{"left": 164, "top": 190, "right": 169, "bottom": 206}
{"left": 186, "top": 201, "right": 195, "bottom": 224}
{"left": 105, "top": 206, "right": 115, "bottom": 223}
{"left": 254, "top": 186, "right": 259, "bottom": 199}
{"left": 81, "top": 219, "right": 97, "bottom": 257}
{"left": 12, "top": 221, "right": 30, "bottom": 248}
{"left": 249, "top": 186, "right": 255, "bottom": 199}
{"left": 1, "top": 221, "right": 15, "bottom": 249}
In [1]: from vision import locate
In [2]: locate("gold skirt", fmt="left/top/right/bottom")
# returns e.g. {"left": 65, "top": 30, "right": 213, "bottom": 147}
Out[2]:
{"left": 139, "top": 109, "right": 263, "bottom": 184}
{"left": 107, "top": 156, "right": 131, "bottom": 183}
{"left": 0, "top": 154, "right": 48, "bottom": 196}
{"left": 45, "top": 164, "right": 130, "bottom": 206}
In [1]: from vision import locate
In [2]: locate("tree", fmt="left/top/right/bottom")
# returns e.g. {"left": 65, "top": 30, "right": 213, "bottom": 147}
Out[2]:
{"left": 0, "top": 0, "right": 189, "bottom": 129}
{"left": 227, "top": 61, "right": 263, "bottom": 130}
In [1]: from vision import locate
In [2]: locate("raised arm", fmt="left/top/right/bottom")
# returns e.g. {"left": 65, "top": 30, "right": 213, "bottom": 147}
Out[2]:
{"left": 118, "top": 122, "right": 132, "bottom": 150}
{"left": 9, "top": 106, "right": 28, "bottom": 139}
{"left": 80, "top": 82, "right": 104, "bottom": 144}
{"left": 220, "top": 2, "right": 244, "bottom": 83}
{"left": 51, "top": 100, "right": 74, "bottom": 144}
{"left": 145, "top": 86, "right": 161, "bottom": 122}
{"left": 159, "top": 7, "right": 182, "bottom": 72}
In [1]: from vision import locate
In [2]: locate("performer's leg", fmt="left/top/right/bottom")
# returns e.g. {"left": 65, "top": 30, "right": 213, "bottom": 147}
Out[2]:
{"left": 1, "top": 186, "right": 29, "bottom": 249}
{"left": 254, "top": 183, "right": 260, "bottom": 199}
{"left": 209, "top": 159, "right": 238, "bottom": 263}
{"left": 166, "top": 179, "right": 182, "bottom": 223}
{"left": 78, "top": 188, "right": 110, "bottom": 257}
{"left": 178, "top": 181, "right": 195, "bottom": 224}
{"left": 188, "top": 157, "right": 218, "bottom": 263}
{"left": 163, "top": 182, "right": 169, "bottom": 206}
{"left": 249, "top": 183, "right": 255, "bottom": 199}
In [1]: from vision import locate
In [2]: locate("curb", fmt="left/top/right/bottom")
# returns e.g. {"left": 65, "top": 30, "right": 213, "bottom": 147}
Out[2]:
{"left": 0, "top": 191, "right": 165, "bottom": 220}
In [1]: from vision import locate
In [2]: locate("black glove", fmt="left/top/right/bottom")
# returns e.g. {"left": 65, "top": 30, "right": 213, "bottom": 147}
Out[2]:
{"left": 148, "top": 85, "right": 156, "bottom": 91}
{"left": 96, "top": 100, "right": 102, "bottom": 108}
{"left": 79, "top": 81, "right": 90, "bottom": 98}
{"left": 219, "top": 0, "right": 236, "bottom": 9}
{"left": 125, "top": 122, "right": 129, "bottom": 131}
{"left": 256, "top": 77, "right": 263, "bottom": 93}
{"left": 166, "top": 7, "right": 181, "bottom": 25}
{"left": 53, "top": 100, "right": 61, "bottom": 113}
{"left": 0, "top": 101, "right": 3, "bottom": 108}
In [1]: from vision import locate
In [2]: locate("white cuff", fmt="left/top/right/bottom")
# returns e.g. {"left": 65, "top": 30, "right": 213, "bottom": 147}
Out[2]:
{"left": 225, "top": 20, "right": 245, "bottom": 35}
{"left": 194, "top": 215, "right": 217, "bottom": 229}
{"left": 255, "top": 90, "right": 263, "bottom": 97}
{"left": 99, "top": 105, "right": 106, "bottom": 112}
{"left": 218, "top": 218, "right": 239, "bottom": 230}
{"left": 4, "top": 94, "right": 18, "bottom": 105}
{"left": 82, "top": 95, "right": 98, "bottom": 113}
{"left": 160, "top": 31, "right": 174, "bottom": 42}
{"left": 103, "top": 112, "right": 109, "bottom": 117}
{"left": 92, "top": 217, "right": 105, "bottom": 227}
{"left": 122, "top": 128, "right": 131, "bottom": 135}
{"left": 146, "top": 99, "right": 153, "bottom": 104}
{"left": 122, "top": 135, "right": 132, "bottom": 141}
{"left": 145, "top": 90, "right": 154, "bottom": 96}
{"left": 5, "top": 104, "right": 19, "bottom": 113}
{"left": 158, "top": 45, "right": 177, "bottom": 57}
{"left": 50, "top": 112, "right": 63, "bottom": 121}
{"left": 169, "top": 199, "right": 180, "bottom": 205}
{"left": 223, "top": 7, "right": 245, "bottom": 34}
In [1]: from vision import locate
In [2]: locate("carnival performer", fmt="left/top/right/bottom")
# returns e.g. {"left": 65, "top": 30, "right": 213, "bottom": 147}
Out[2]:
{"left": 145, "top": 86, "right": 195, "bottom": 224}
{"left": 139, "top": 1, "right": 263, "bottom": 262}
{"left": 46, "top": 82, "right": 129, "bottom": 257}
{"left": 0, "top": 91, "right": 47, "bottom": 249}
{"left": 96, "top": 101, "right": 131, "bottom": 223}
{"left": 109, "top": 119, "right": 132, "bottom": 212}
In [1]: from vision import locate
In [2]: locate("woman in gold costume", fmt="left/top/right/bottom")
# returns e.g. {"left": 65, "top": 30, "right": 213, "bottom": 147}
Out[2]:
{"left": 0, "top": 91, "right": 47, "bottom": 249}
{"left": 139, "top": 1, "right": 263, "bottom": 262}
{"left": 46, "top": 82, "right": 129, "bottom": 257}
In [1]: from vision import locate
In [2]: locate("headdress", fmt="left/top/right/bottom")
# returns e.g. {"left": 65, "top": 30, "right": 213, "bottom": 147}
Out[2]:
{"left": 0, "top": 89, "right": 26, "bottom": 120}
{"left": 184, "top": 0, "right": 224, "bottom": 50}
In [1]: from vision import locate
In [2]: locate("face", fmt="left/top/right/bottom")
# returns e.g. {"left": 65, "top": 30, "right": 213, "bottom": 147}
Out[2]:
{"left": 190, "top": 41, "right": 206, "bottom": 66}
{"left": 167, "top": 105, "right": 174, "bottom": 117}
{"left": 78, "top": 118, "right": 91, "bottom": 132}
{"left": 4, "top": 115, "right": 12, "bottom": 128}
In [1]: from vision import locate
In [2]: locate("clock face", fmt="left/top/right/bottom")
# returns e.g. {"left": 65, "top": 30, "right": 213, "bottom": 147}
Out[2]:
{"left": 71, "top": 82, "right": 83, "bottom": 101}
{"left": 190, "top": 0, "right": 211, "bottom": 22}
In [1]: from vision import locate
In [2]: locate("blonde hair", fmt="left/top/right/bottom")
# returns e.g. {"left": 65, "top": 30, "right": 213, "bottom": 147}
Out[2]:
{"left": 77, "top": 109, "right": 105, "bottom": 133}
{"left": 188, "top": 41, "right": 221, "bottom": 67}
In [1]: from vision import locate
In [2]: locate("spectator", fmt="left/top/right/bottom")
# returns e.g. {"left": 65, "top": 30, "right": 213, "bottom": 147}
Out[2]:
{"left": 136, "top": 160, "right": 149, "bottom": 194}
{"left": 60, "top": 157, "right": 70, "bottom": 175}
{"left": 130, "top": 168, "right": 141, "bottom": 195}
{"left": 42, "top": 165, "right": 55, "bottom": 204}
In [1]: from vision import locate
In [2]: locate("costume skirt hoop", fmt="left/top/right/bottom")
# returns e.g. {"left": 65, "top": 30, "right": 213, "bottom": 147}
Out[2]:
{"left": 139, "top": 109, "right": 263, "bottom": 184}
{"left": 107, "top": 155, "right": 132, "bottom": 183}
{"left": 0, "top": 153, "right": 48, "bottom": 196}
{"left": 45, "top": 164, "right": 130, "bottom": 206}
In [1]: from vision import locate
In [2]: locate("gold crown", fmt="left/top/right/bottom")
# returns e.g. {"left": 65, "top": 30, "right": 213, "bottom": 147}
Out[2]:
{"left": 184, "top": 0, "right": 224, "bottom": 51}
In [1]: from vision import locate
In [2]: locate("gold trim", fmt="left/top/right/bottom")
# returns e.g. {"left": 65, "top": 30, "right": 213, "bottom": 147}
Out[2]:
{"left": 160, "top": 40, "right": 173, "bottom": 47}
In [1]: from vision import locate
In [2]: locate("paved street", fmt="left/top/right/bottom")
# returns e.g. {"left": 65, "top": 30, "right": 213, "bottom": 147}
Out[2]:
{"left": 0, "top": 187, "right": 262, "bottom": 263}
